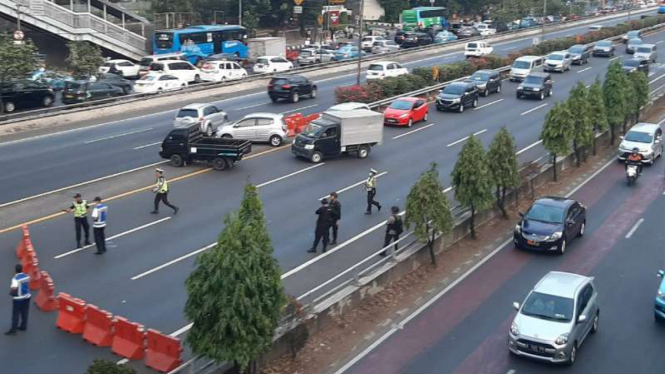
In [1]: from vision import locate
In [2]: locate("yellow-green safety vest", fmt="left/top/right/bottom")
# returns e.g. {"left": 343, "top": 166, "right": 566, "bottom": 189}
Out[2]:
{"left": 366, "top": 176, "right": 376, "bottom": 189}
{"left": 157, "top": 177, "right": 169, "bottom": 193}
{"left": 72, "top": 200, "right": 88, "bottom": 218}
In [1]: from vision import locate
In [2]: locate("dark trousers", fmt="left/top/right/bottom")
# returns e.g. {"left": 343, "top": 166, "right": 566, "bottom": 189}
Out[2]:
{"left": 366, "top": 189, "right": 381, "bottom": 213}
{"left": 330, "top": 221, "right": 339, "bottom": 242}
{"left": 382, "top": 233, "right": 400, "bottom": 255}
{"left": 312, "top": 227, "right": 330, "bottom": 252}
{"left": 94, "top": 227, "right": 106, "bottom": 253}
{"left": 75, "top": 217, "right": 90, "bottom": 245}
{"left": 154, "top": 192, "right": 177, "bottom": 212}
{"left": 9, "top": 298, "right": 29, "bottom": 332}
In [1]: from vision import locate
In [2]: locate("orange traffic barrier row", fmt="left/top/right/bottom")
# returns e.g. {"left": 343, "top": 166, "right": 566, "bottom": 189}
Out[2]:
{"left": 83, "top": 305, "right": 114, "bottom": 347}
{"left": 15, "top": 225, "right": 30, "bottom": 260}
{"left": 112, "top": 317, "right": 145, "bottom": 360}
{"left": 145, "top": 329, "right": 183, "bottom": 373}
{"left": 56, "top": 293, "right": 87, "bottom": 334}
{"left": 34, "top": 271, "right": 59, "bottom": 311}
{"left": 285, "top": 112, "right": 321, "bottom": 137}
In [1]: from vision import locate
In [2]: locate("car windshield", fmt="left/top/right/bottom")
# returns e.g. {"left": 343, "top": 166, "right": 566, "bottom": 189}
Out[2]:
{"left": 524, "top": 75, "right": 545, "bottom": 84}
{"left": 139, "top": 58, "right": 153, "bottom": 67}
{"left": 176, "top": 109, "right": 198, "bottom": 118}
{"left": 470, "top": 72, "right": 490, "bottom": 81}
{"left": 256, "top": 58, "right": 269, "bottom": 65}
{"left": 628, "top": 39, "right": 643, "bottom": 46}
{"left": 637, "top": 47, "right": 652, "bottom": 53}
{"left": 143, "top": 75, "right": 159, "bottom": 81}
{"left": 597, "top": 41, "right": 612, "bottom": 47}
{"left": 368, "top": 64, "right": 385, "bottom": 71}
{"left": 513, "top": 60, "right": 531, "bottom": 69}
{"left": 467, "top": 43, "right": 478, "bottom": 48}
{"left": 625, "top": 131, "right": 653, "bottom": 143}
{"left": 301, "top": 123, "right": 325, "bottom": 137}
{"left": 389, "top": 100, "right": 413, "bottom": 110}
{"left": 270, "top": 78, "right": 289, "bottom": 86}
{"left": 300, "top": 50, "right": 312, "bottom": 57}
{"left": 548, "top": 54, "right": 564, "bottom": 60}
{"left": 521, "top": 292, "right": 574, "bottom": 322}
{"left": 443, "top": 85, "right": 465, "bottom": 95}
{"left": 568, "top": 45, "right": 584, "bottom": 53}
{"left": 65, "top": 81, "right": 84, "bottom": 90}
{"left": 627, "top": 31, "right": 640, "bottom": 37}
{"left": 362, "top": 37, "right": 373, "bottom": 42}
{"left": 525, "top": 203, "right": 565, "bottom": 223}
{"left": 623, "top": 59, "right": 640, "bottom": 67}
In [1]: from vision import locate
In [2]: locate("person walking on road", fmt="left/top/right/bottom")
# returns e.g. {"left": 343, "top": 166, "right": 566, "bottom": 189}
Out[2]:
{"left": 5, "top": 264, "right": 30, "bottom": 336}
{"left": 308, "top": 199, "right": 332, "bottom": 254}
{"left": 151, "top": 168, "right": 179, "bottom": 215}
{"left": 62, "top": 193, "right": 91, "bottom": 249}
{"left": 365, "top": 168, "right": 381, "bottom": 215}
{"left": 91, "top": 197, "right": 108, "bottom": 255}
{"left": 329, "top": 192, "right": 341, "bottom": 245}
{"left": 381, "top": 206, "right": 403, "bottom": 256}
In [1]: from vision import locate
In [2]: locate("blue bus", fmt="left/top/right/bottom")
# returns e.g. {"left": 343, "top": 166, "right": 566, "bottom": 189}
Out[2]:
{"left": 153, "top": 25, "right": 248, "bottom": 64}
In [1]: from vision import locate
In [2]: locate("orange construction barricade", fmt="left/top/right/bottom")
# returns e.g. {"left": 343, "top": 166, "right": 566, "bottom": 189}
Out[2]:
{"left": 145, "top": 329, "right": 183, "bottom": 373}
{"left": 27, "top": 257, "right": 41, "bottom": 290}
{"left": 34, "top": 271, "right": 59, "bottom": 312}
{"left": 83, "top": 304, "right": 114, "bottom": 347}
{"left": 55, "top": 293, "right": 86, "bottom": 334}
{"left": 112, "top": 317, "right": 145, "bottom": 360}
{"left": 21, "top": 245, "right": 36, "bottom": 273}
{"left": 16, "top": 225, "right": 29, "bottom": 259}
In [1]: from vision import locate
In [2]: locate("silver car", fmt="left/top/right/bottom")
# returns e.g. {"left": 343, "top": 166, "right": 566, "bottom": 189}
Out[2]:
{"left": 217, "top": 112, "right": 288, "bottom": 147}
{"left": 543, "top": 51, "right": 572, "bottom": 73}
{"left": 508, "top": 271, "right": 600, "bottom": 365}
{"left": 371, "top": 40, "right": 400, "bottom": 54}
{"left": 173, "top": 103, "right": 228, "bottom": 137}
{"left": 297, "top": 48, "right": 335, "bottom": 65}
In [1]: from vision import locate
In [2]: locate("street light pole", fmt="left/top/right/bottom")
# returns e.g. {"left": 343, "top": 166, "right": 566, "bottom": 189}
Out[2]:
{"left": 356, "top": 0, "right": 364, "bottom": 86}
{"left": 239, "top": 0, "right": 242, "bottom": 26}
{"left": 541, "top": 0, "right": 547, "bottom": 41}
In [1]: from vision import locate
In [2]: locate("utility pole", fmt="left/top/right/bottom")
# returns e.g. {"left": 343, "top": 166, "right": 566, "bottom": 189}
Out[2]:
{"left": 541, "top": 0, "right": 547, "bottom": 41}
{"left": 356, "top": 0, "right": 364, "bottom": 86}
{"left": 16, "top": 4, "right": 22, "bottom": 31}
{"left": 239, "top": 0, "right": 242, "bottom": 26}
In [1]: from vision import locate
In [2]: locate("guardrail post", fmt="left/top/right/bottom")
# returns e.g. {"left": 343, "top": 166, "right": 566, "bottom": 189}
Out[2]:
{"left": 387, "top": 245, "right": 397, "bottom": 262}
{"left": 352, "top": 266, "right": 361, "bottom": 286}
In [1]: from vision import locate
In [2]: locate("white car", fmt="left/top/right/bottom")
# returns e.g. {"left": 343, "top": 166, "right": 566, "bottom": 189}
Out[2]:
{"left": 366, "top": 61, "right": 409, "bottom": 81}
{"left": 134, "top": 73, "right": 187, "bottom": 93}
{"left": 589, "top": 24, "right": 603, "bottom": 31}
{"left": 200, "top": 61, "right": 248, "bottom": 82}
{"left": 464, "top": 42, "right": 493, "bottom": 58}
{"left": 328, "top": 102, "right": 372, "bottom": 111}
{"left": 148, "top": 60, "right": 202, "bottom": 83}
{"left": 475, "top": 23, "right": 497, "bottom": 36}
{"left": 253, "top": 56, "right": 293, "bottom": 73}
{"left": 361, "top": 35, "right": 385, "bottom": 52}
{"left": 98, "top": 59, "right": 140, "bottom": 78}
{"left": 174, "top": 103, "right": 229, "bottom": 137}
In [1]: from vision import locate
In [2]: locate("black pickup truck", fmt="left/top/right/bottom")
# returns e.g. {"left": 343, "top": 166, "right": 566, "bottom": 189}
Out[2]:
{"left": 159, "top": 126, "right": 251, "bottom": 170}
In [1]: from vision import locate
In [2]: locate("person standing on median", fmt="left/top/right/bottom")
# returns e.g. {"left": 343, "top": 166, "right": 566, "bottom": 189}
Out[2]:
{"left": 151, "top": 168, "right": 179, "bottom": 215}
{"left": 62, "top": 193, "right": 91, "bottom": 249}
{"left": 91, "top": 197, "right": 108, "bottom": 255}
{"left": 308, "top": 199, "right": 332, "bottom": 254}
{"left": 365, "top": 169, "right": 381, "bottom": 215}
{"left": 381, "top": 206, "right": 403, "bottom": 257}
{"left": 5, "top": 264, "right": 30, "bottom": 336}
{"left": 329, "top": 192, "right": 341, "bottom": 245}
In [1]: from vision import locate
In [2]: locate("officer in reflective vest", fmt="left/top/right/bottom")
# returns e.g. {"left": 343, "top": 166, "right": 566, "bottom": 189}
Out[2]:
{"left": 364, "top": 168, "right": 382, "bottom": 215}
{"left": 5, "top": 264, "right": 30, "bottom": 336}
{"left": 91, "top": 196, "right": 108, "bottom": 255}
{"left": 151, "top": 168, "right": 179, "bottom": 215}
{"left": 62, "top": 193, "right": 91, "bottom": 249}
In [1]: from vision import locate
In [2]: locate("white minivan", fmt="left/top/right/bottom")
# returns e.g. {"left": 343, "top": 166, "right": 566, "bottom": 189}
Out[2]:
{"left": 634, "top": 44, "right": 657, "bottom": 63}
{"left": 138, "top": 53, "right": 187, "bottom": 77}
{"left": 200, "top": 61, "right": 248, "bottom": 82}
{"left": 510, "top": 56, "right": 543, "bottom": 81}
{"left": 148, "top": 60, "right": 202, "bottom": 83}
{"left": 464, "top": 42, "right": 493, "bottom": 58}
{"left": 366, "top": 61, "right": 409, "bottom": 80}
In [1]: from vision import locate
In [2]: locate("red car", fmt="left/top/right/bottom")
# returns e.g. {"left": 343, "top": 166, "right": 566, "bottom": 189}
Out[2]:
{"left": 383, "top": 97, "right": 429, "bottom": 127}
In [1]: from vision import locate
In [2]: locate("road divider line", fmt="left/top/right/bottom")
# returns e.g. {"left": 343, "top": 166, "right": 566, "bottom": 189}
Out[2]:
{"left": 473, "top": 129, "right": 487, "bottom": 136}
{"left": 520, "top": 103, "right": 549, "bottom": 116}
{"left": 658, "top": 117, "right": 665, "bottom": 125}
{"left": 280, "top": 104, "right": 318, "bottom": 115}
{"left": 392, "top": 123, "right": 435, "bottom": 139}
{"left": 256, "top": 163, "right": 325, "bottom": 188}
{"left": 577, "top": 67, "right": 592, "bottom": 73}
{"left": 656, "top": 40, "right": 663, "bottom": 44}
{"left": 517, "top": 140, "right": 543, "bottom": 155}
{"left": 625, "top": 218, "right": 644, "bottom": 239}
{"left": 650, "top": 73, "right": 665, "bottom": 84}
{"left": 131, "top": 243, "right": 214, "bottom": 280}
{"left": 55, "top": 217, "right": 172, "bottom": 259}
{"left": 473, "top": 99, "right": 504, "bottom": 111}
{"left": 319, "top": 172, "right": 388, "bottom": 200}
{"left": 84, "top": 128, "right": 153, "bottom": 144}
{"left": 234, "top": 102, "right": 271, "bottom": 111}
{"left": 446, "top": 129, "right": 487, "bottom": 147}
{"left": 649, "top": 72, "right": 655, "bottom": 77}
{"left": 133, "top": 141, "right": 162, "bottom": 150}
{"left": 609, "top": 56, "right": 620, "bottom": 62}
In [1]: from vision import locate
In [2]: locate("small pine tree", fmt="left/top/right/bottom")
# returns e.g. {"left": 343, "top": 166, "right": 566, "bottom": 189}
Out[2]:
{"left": 587, "top": 79, "right": 608, "bottom": 156}
{"left": 630, "top": 71, "right": 650, "bottom": 123}
{"left": 603, "top": 61, "right": 628, "bottom": 145}
{"left": 66, "top": 41, "right": 105, "bottom": 79}
{"left": 451, "top": 135, "right": 494, "bottom": 239}
{"left": 541, "top": 102, "right": 574, "bottom": 181}
{"left": 487, "top": 127, "right": 520, "bottom": 218}
{"left": 622, "top": 72, "right": 637, "bottom": 134}
{"left": 567, "top": 82, "right": 594, "bottom": 167}
{"left": 86, "top": 359, "right": 136, "bottom": 374}
{"left": 404, "top": 163, "right": 454, "bottom": 265}
{"left": 0, "top": 35, "right": 39, "bottom": 113}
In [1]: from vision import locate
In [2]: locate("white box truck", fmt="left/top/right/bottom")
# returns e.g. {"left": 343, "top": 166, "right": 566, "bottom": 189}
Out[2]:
{"left": 291, "top": 109, "right": 384, "bottom": 163}
{"left": 247, "top": 37, "right": 287, "bottom": 61}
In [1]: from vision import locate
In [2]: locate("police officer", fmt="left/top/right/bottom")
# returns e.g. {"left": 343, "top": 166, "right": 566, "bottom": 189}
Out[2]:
{"left": 151, "top": 168, "right": 179, "bottom": 215}
{"left": 381, "top": 206, "right": 403, "bottom": 256}
{"left": 91, "top": 197, "right": 108, "bottom": 255}
{"left": 5, "top": 264, "right": 30, "bottom": 336}
{"left": 308, "top": 199, "right": 332, "bottom": 254}
{"left": 364, "top": 169, "right": 381, "bottom": 215}
{"left": 62, "top": 193, "right": 91, "bottom": 249}
{"left": 329, "top": 192, "right": 341, "bottom": 245}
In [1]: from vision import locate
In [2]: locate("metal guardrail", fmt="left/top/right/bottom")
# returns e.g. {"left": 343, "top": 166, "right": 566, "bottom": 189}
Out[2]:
{"left": 2, "top": 7, "right": 658, "bottom": 125}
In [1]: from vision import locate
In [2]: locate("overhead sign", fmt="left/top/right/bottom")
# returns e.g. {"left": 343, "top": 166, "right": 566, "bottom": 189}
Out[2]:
{"left": 294, "top": 6, "right": 303, "bottom": 14}
{"left": 293, "top": 0, "right": 304, "bottom": 5}
{"left": 329, "top": 11, "right": 340, "bottom": 25}
{"left": 13, "top": 30, "right": 24, "bottom": 40}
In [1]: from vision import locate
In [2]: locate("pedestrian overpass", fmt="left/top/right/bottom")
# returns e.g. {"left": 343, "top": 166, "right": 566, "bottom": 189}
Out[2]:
{"left": 0, "top": 0, "right": 148, "bottom": 60}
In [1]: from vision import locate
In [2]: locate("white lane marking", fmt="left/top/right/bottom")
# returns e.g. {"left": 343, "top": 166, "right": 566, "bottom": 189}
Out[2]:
{"left": 658, "top": 117, "right": 665, "bottom": 125}
{"left": 649, "top": 72, "right": 655, "bottom": 77}
{"left": 280, "top": 104, "right": 318, "bottom": 115}
{"left": 319, "top": 172, "right": 388, "bottom": 200}
{"left": 443, "top": 186, "right": 453, "bottom": 193}
{"left": 517, "top": 140, "right": 543, "bottom": 155}
{"left": 609, "top": 56, "right": 620, "bottom": 62}
{"left": 255, "top": 163, "right": 325, "bottom": 188}
{"left": 392, "top": 123, "right": 436, "bottom": 139}
{"left": 446, "top": 129, "right": 487, "bottom": 147}
{"left": 507, "top": 370, "right": 516, "bottom": 374}
{"left": 0, "top": 160, "right": 168, "bottom": 209}
{"left": 473, "top": 99, "right": 504, "bottom": 111}
{"left": 84, "top": 128, "right": 154, "bottom": 144}
{"left": 521, "top": 103, "right": 549, "bottom": 116}
{"left": 656, "top": 41, "right": 663, "bottom": 44}
{"left": 234, "top": 101, "right": 272, "bottom": 111}
{"left": 649, "top": 73, "right": 665, "bottom": 84}
{"left": 133, "top": 141, "right": 161, "bottom": 150}
{"left": 577, "top": 67, "right": 592, "bottom": 73}
{"left": 55, "top": 217, "right": 171, "bottom": 259}
{"left": 131, "top": 243, "right": 214, "bottom": 280}
{"left": 625, "top": 218, "right": 645, "bottom": 239}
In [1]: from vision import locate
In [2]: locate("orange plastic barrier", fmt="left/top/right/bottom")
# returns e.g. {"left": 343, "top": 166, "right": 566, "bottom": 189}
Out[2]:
{"left": 55, "top": 293, "right": 86, "bottom": 334}
{"left": 21, "top": 245, "right": 36, "bottom": 274}
{"left": 145, "top": 329, "right": 183, "bottom": 373}
{"left": 83, "top": 304, "right": 114, "bottom": 347}
{"left": 285, "top": 114, "right": 298, "bottom": 137}
{"left": 16, "top": 225, "right": 29, "bottom": 259}
{"left": 112, "top": 317, "right": 145, "bottom": 360}
{"left": 27, "top": 257, "right": 41, "bottom": 290}
{"left": 34, "top": 271, "right": 59, "bottom": 312}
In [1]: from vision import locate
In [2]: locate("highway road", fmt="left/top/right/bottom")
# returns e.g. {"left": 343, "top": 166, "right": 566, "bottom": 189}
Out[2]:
{"left": 1, "top": 14, "right": 665, "bottom": 374}
{"left": 339, "top": 142, "right": 665, "bottom": 374}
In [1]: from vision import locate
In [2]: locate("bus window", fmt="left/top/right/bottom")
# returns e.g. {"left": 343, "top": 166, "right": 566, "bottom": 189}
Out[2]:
{"left": 155, "top": 32, "right": 174, "bottom": 49}
{"left": 179, "top": 32, "right": 207, "bottom": 45}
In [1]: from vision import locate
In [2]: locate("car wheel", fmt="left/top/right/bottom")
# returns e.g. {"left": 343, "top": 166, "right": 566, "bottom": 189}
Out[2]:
{"left": 578, "top": 221, "right": 586, "bottom": 237}
{"left": 270, "top": 95, "right": 279, "bottom": 103}
{"left": 591, "top": 312, "right": 599, "bottom": 334}
{"left": 548, "top": 88, "right": 553, "bottom": 97}
{"left": 221, "top": 134, "right": 232, "bottom": 139}
{"left": 310, "top": 87, "right": 318, "bottom": 99}
{"left": 540, "top": 91, "right": 545, "bottom": 100}
{"left": 269, "top": 135, "right": 283, "bottom": 147}
{"left": 483, "top": 89, "right": 489, "bottom": 97}
{"left": 3, "top": 101, "right": 16, "bottom": 112}
{"left": 558, "top": 238, "right": 567, "bottom": 255}
{"left": 43, "top": 95, "right": 54, "bottom": 107}
{"left": 472, "top": 98, "right": 478, "bottom": 108}
{"left": 567, "top": 343, "right": 577, "bottom": 366}
{"left": 122, "top": 86, "right": 131, "bottom": 95}
{"left": 407, "top": 118, "right": 413, "bottom": 128}
{"left": 212, "top": 157, "right": 228, "bottom": 171}
{"left": 357, "top": 146, "right": 370, "bottom": 159}
{"left": 221, "top": 76, "right": 227, "bottom": 83}
{"left": 311, "top": 151, "right": 323, "bottom": 163}
{"left": 194, "top": 74, "right": 201, "bottom": 83}
{"left": 292, "top": 91, "right": 299, "bottom": 103}
{"left": 206, "top": 126, "right": 213, "bottom": 137}
{"left": 242, "top": 74, "right": 247, "bottom": 78}
{"left": 458, "top": 103, "right": 464, "bottom": 113}
{"left": 424, "top": 112, "right": 428, "bottom": 122}
{"left": 516, "top": 93, "right": 521, "bottom": 99}
{"left": 170, "top": 154, "right": 184, "bottom": 167}
{"left": 496, "top": 85, "right": 502, "bottom": 93}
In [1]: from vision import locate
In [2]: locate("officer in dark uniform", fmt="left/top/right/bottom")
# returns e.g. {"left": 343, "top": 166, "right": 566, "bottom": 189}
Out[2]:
{"left": 328, "top": 192, "right": 341, "bottom": 245}
{"left": 381, "top": 206, "right": 403, "bottom": 256}
{"left": 308, "top": 199, "right": 332, "bottom": 253}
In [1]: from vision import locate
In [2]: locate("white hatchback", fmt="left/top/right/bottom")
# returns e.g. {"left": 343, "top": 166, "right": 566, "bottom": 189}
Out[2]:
{"left": 200, "top": 61, "right": 248, "bottom": 82}
{"left": 475, "top": 23, "right": 497, "bottom": 36}
{"left": 253, "top": 56, "right": 293, "bottom": 73}
{"left": 134, "top": 73, "right": 187, "bottom": 93}
{"left": 366, "top": 61, "right": 408, "bottom": 81}
{"left": 98, "top": 59, "right": 140, "bottom": 78}
{"left": 464, "top": 42, "right": 493, "bottom": 58}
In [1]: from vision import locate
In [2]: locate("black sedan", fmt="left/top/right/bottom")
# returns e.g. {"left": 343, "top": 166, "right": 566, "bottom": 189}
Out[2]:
{"left": 400, "top": 32, "right": 433, "bottom": 48}
{"left": 62, "top": 81, "right": 123, "bottom": 104}
{"left": 0, "top": 80, "right": 55, "bottom": 113}
{"left": 622, "top": 58, "right": 649, "bottom": 75}
{"left": 514, "top": 196, "right": 586, "bottom": 255}
{"left": 456, "top": 27, "right": 480, "bottom": 39}
{"left": 435, "top": 82, "right": 479, "bottom": 112}
{"left": 465, "top": 70, "right": 502, "bottom": 97}
{"left": 592, "top": 40, "right": 615, "bottom": 57}
{"left": 98, "top": 73, "right": 134, "bottom": 95}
